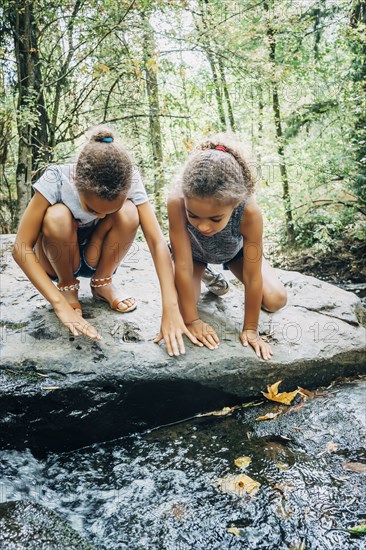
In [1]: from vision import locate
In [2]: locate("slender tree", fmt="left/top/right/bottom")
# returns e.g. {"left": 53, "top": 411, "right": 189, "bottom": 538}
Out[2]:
{"left": 141, "top": 10, "right": 165, "bottom": 222}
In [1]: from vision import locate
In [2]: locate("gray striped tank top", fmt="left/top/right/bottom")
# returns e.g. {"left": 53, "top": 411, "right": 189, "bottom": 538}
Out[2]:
{"left": 188, "top": 202, "right": 245, "bottom": 264}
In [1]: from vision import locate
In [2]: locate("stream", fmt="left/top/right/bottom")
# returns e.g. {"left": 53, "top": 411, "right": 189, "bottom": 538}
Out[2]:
{"left": 1, "top": 377, "right": 365, "bottom": 549}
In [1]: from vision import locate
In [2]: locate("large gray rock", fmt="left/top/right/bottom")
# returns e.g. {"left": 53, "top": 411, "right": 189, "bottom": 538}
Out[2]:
{"left": 1, "top": 235, "right": 365, "bottom": 453}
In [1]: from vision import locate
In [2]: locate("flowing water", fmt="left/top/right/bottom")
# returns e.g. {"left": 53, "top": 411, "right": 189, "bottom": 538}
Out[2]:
{"left": 1, "top": 378, "right": 365, "bottom": 549}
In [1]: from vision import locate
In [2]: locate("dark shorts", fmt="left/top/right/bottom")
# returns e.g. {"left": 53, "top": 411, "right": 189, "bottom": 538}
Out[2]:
{"left": 48, "top": 224, "right": 97, "bottom": 281}
{"left": 169, "top": 243, "right": 244, "bottom": 270}
{"left": 223, "top": 247, "right": 243, "bottom": 270}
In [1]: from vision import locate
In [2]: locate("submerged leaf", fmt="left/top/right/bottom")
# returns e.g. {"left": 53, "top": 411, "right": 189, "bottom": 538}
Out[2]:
{"left": 256, "top": 412, "right": 282, "bottom": 421}
{"left": 262, "top": 380, "right": 299, "bottom": 405}
{"left": 216, "top": 474, "right": 260, "bottom": 497}
{"left": 347, "top": 522, "right": 366, "bottom": 534}
{"left": 297, "top": 386, "right": 316, "bottom": 397}
{"left": 326, "top": 441, "right": 339, "bottom": 453}
{"left": 342, "top": 462, "right": 366, "bottom": 474}
{"left": 227, "top": 527, "right": 240, "bottom": 536}
{"left": 199, "top": 406, "right": 239, "bottom": 417}
{"left": 234, "top": 456, "right": 251, "bottom": 469}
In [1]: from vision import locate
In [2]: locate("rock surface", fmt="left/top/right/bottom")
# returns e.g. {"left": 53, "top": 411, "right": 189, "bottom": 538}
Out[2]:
{"left": 1, "top": 234, "right": 365, "bottom": 453}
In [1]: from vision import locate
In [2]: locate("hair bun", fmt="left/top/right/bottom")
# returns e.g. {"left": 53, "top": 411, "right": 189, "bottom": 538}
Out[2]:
{"left": 90, "top": 126, "right": 115, "bottom": 143}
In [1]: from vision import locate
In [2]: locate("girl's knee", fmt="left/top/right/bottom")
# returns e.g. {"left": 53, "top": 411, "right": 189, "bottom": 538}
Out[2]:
{"left": 114, "top": 200, "right": 139, "bottom": 231}
{"left": 263, "top": 286, "right": 287, "bottom": 313}
{"left": 42, "top": 204, "right": 75, "bottom": 239}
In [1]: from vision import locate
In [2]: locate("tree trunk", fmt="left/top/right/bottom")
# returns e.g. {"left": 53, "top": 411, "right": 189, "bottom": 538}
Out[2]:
{"left": 195, "top": 0, "right": 226, "bottom": 130}
{"left": 350, "top": 1, "right": 366, "bottom": 206}
{"left": 9, "top": 0, "right": 49, "bottom": 226}
{"left": 264, "top": 1, "right": 295, "bottom": 246}
{"left": 218, "top": 57, "right": 235, "bottom": 131}
{"left": 141, "top": 12, "right": 164, "bottom": 223}
{"left": 257, "top": 86, "right": 264, "bottom": 180}
{"left": 204, "top": 48, "right": 226, "bottom": 130}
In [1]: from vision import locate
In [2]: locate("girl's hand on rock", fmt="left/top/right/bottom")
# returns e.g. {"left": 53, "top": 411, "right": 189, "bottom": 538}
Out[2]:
{"left": 240, "top": 329, "right": 272, "bottom": 360}
{"left": 186, "top": 319, "right": 219, "bottom": 350}
{"left": 154, "top": 307, "right": 200, "bottom": 357}
{"left": 53, "top": 302, "right": 101, "bottom": 340}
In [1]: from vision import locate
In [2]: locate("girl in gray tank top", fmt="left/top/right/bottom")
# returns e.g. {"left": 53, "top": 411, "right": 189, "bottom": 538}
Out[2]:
{"left": 168, "top": 135, "right": 287, "bottom": 360}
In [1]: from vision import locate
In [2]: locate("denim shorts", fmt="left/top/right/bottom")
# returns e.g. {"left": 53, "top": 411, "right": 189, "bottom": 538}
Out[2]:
{"left": 48, "top": 224, "right": 97, "bottom": 281}
{"left": 223, "top": 247, "right": 243, "bottom": 270}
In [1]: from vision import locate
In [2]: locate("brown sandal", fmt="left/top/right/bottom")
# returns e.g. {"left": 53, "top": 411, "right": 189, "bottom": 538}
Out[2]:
{"left": 57, "top": 279, "right": 82, "bottom": 313}
{"left": 90, "top": 276, "right": 137, "bottom": 313}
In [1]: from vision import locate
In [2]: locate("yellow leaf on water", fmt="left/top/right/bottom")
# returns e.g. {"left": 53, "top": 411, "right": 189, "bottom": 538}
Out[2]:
{"left": 234, "top": 456, "right": 251, "bottom": 469}
{"left": 326, "top": 441, "right": 338, "bottom": 453}
{"left": 216, "top": 474, "right": 260, "bottom": 497}
{"left": 199, "top": 406, "right": 239, "bottom": 417}
{"left": 241, "top": 401, "right": 264, "bottom": 408}
{"left": 265, "top": 380, "right": 282, "bottom": 398}
{"left": 212, "top": 406, "right": 235, "bottom": 416}
{"left": 275, "top": 463, "right": 290, "bottom": 471}
{"left": 297, "top": 386, "right": 315, "bottom": 397}
{"left": 256, "top": 412, "right": 282, "bottom": 421}
{"left": 342, "top": 462, "right": 366, "bottom": 474}
{"left": 227, "top": 527, "right": 240, "bottom": 536}
{"left": 262, "top": 380, "right": 299, "bottom": 405}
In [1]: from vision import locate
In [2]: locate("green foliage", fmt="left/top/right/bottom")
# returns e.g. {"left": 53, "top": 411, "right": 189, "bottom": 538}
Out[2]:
{"left": 0, "top": 0, "right": 364, "bottom": 254}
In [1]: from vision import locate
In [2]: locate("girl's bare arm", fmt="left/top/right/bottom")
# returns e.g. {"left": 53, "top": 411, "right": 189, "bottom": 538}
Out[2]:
{"left": 136, "top": 201, "right": 198, "bottom": 355}
{"left": 167, "top": 197, "right": 200, "bottom": 324}
{"left": 240, "top": 199, "right": 272, "bottom": 359}
{"left": 168, "top": 198, "right": 218, "bottom": 350}
{"left": 13, "top": 191, "right": 100, "bottom": 339}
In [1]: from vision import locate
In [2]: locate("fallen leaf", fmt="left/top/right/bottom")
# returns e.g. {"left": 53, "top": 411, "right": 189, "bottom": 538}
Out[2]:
{"left": 298, "top": 386, "right": 327, "bottom": 398}
{"left": 216, "top": 473, "right": 261, "bottom": 497}
{"left": 170, "top": 504, "right": 187, "bottom": 520}
{"left": 326, "top": 441, "right": 338, "bottom": 453}
{"left": 256, "top": 412, "right": 282, "bottom": 421}
{"left": 275, "top": 462, "right": 290, "bottom": 471}
{"left": 241, "top": 401, "right": 263, "bottom": 408}
{"left": 234, "top": 456, "right": 251, "bottom": 469}
{"left": 262, "top": 380, "right": 299, "bottom": 405}
{"left": 347, "top": 522, "right": 366, "bottom": 534}
{"left": 199, "top": 406, "right": 239, "bottom": 417}
{"left": 297, "top": 386, "right": 316, "bottom": 397}
{"left": 342, "top": 462, "right": 366, "bottom": 474}
{"left": 289, "top": 540, "right": 306, "bottom": 550}
{"left": 227, "top": 527, "right": 240, "bottom": 536}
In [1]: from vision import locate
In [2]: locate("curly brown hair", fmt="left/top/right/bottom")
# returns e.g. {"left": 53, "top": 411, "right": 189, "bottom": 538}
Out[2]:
{"left": 180, "top": 134, "right": 255, "bottom": 205}
{"left": 75, "top": 126, "right": 132, "bottom": 200}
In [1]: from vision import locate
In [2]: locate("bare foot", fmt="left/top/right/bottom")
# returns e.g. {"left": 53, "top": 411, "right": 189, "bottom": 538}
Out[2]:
{"left": 91, "top": 282, "right": 136, "bottom": 312}
{"left": 62, "top": 289, "right": 82, "bottom": 316}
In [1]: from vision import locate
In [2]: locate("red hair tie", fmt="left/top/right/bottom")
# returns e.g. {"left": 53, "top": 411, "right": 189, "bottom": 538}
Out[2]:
{"left": 215, "top": 145, "right": 227, "bottom": 152}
